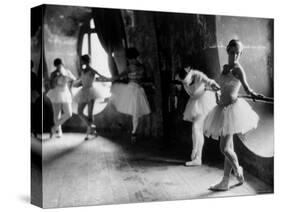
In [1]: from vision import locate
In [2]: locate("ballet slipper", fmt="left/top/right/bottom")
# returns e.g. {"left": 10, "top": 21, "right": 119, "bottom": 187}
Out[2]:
{"left": 184, "top": 158, "right": 202, "bottom": 166}
{"left": 209, "top": 179, "right": 230, "bottom": 191}
{"left": 84, "top": 126, "right": 91, "bottom": 141}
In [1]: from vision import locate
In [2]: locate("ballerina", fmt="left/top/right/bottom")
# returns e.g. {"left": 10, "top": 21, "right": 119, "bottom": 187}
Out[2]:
{"left": 176, "top": 66, "right": 220, "bottom": 166}
{"left": 73, "top": 55, "right": 110, "bottom": 140}
{"left": 47, "top": 58, "right": 76, "bottom": 138}
{"left": 204, "top": 39, "right": 263, "bottom": 191}
{"left": 111, "top": 47, "right": 151, "bottom": 142}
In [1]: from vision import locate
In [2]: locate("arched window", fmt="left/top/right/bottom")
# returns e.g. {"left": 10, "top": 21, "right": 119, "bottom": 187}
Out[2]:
{"left": 77, "top": 18, "right": 111, "bottom": 115}
{"left": 81, "top": 18, "right": 111, "bottom": 78}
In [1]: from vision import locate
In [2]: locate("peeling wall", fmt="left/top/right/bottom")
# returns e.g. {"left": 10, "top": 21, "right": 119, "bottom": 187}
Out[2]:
{"left": 44, "top": 5, "right": 92, "bottom": 78}
{"left": 215, "top": 16, "right": 273, "bottom": 97}
{"left": 153, "top": 12, "right": 219, "bottom": 146}
{"left": 121, "top": 10, "right": 164, "bottom": 137}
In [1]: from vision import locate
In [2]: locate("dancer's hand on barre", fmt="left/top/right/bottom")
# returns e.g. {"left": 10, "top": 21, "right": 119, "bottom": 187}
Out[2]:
{"left": 248, "top": 90, "right": 265, "bottom": 102}
{"left": 215, "top": 91, "right": 221, "bottom": 105}
{"left": 96, "top": 76, "right": 113, "bottom": 82}
{"left": 210, "top": 80, "right": 220, "bottom": 91}
{"left": 205, "top": 80, "right": 220, "bottom": 92}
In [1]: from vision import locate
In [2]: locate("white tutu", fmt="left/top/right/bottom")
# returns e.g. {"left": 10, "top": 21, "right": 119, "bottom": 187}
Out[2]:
{"left": 204, "top": 98, "right": 259, "bottom": 139}
{"left": 73, "top": 86, "right": 103, "bottom": 104}
{"left": 46, "top": 87, "right": 72, "bottom": 103}
{"left": 183, "top": 90, "right": 216, "bottom": 122}
{"left": 111, "top": 82, "right": 151, "bottom": 118}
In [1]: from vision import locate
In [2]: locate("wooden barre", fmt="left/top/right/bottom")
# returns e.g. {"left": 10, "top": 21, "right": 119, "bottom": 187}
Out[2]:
{"left": 238, "top": 95, "right": 273, "bottom": 104}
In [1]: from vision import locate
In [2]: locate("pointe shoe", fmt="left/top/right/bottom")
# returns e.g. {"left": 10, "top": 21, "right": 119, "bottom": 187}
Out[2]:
{"left": 209, "top": 179, "right": 230, "bottom": 191}
{"left": 56, "top": 126, "right": 63, "bottom": 138}
{"left": 209, "top": 184, "right": 229, "bottom": 191}
{"left": 50, "top": 126, "right": 56, "bottom": 138}
{"left": 184, "top": 158, "right": 202, "bottom": 167}
{"left": 235, "top": 166, "right": 245, "bottom": 185}
{"left": 90, "top": 124, "right": 97, "bottom": 136}
{"left": 84, "top": 126, "right": 91, "bottom": 141}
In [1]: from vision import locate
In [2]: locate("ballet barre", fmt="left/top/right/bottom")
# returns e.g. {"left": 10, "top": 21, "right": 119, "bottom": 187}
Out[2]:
{"left": 204, "top": 88, "right": 273, "bottom": 104}
{"left": 170, "top": 81, "right": 273, "bottom": 104}
{"left": 238, "top": 95, "right": 273, "bottom": 104}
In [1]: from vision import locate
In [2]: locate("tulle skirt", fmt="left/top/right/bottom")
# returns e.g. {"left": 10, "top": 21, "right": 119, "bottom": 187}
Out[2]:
{"left": 46, "top": 87, "right": 72, "bottom": 104}
{"left": 204, "top": 98, "right": 259, "bottom": 140}
{"left": 111, "top": 82, "right": 151, "bottom": 118}
{"left": 183, "top": 90, "right": 216, "bottom": 122}
{"left": 73, "top": 86, "right": 103, "bottom": 104}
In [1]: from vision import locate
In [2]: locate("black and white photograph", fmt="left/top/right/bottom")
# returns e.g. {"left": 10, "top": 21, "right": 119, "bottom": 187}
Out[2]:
{"left": 30, "top": 2, "right": 274, "bottom": 210}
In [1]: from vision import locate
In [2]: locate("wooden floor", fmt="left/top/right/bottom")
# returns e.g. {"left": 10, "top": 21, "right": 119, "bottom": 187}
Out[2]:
{"left": 33, "top": 133, "right": 272, "bottom": 208}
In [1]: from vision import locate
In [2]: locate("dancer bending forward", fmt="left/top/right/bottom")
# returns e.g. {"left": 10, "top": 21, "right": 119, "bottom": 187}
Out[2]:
{"left": 176, "top": 66, "right": 220, "bottom": 166}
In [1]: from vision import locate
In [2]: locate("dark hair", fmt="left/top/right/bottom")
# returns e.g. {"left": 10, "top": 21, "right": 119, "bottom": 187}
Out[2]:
{"left": 81, "top": 54, "right": 91, "bottom": 64}
{"left": 227, "top": 39, "right": 243, "bottom": 52}
{"left": 31, "top": 60, "right": 34, "bottom": 69}
{"left": 177, "top": 68, "right": 188, "bottom": 80}
{"left": 126, "top": 47, "right": 139, "bottom": 59}
{"left": 54, "top": 58, "right": 63, "bottom": 67}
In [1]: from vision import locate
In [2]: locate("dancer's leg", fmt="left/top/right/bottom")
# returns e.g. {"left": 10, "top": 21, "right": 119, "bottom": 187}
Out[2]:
{"left": 78, "top": 102, "right": 90, "bottom": 126}
{"left": 87, "top": 100, "right": 95, "bottom": 125}
{"left": 185, "top": 116, "right": 204, "bottom": 166}
{"left": 131, "top": 115, "right": 139, "bottom": 142}
{"left": 209, "top": 157, "right": 232, "bottom": 191}
{"left": 51, "top": 103, "right": 61, "bottom": 136}
{"left": 88, "top": 99, "right": 97, "bottom": 135}
{"left": 191, "top": 122, "right": 198, "bottom": 160}
{"left": 56, "top": 102, "right": 72, "bottom": 127}
{"left": 210, "top": 135, "right": 244, "bottom": 191}
{"left": 132, "top": 115, "right": 139, "bottom": 134}
{"left": 194, "top": 116, "right": 205, "bottom": 161}
{"left": 220, "top": 135, "right": 241, "bottom": 175}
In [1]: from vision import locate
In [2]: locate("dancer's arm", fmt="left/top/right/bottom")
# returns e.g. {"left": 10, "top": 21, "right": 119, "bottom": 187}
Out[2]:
{"left": 90, "top": 68, "right": 112, "bottom": 81}
{"left": 66, "top": 69, "right": 76, "bottom": 81}
{"left": 72, "top": 79, "right": 82, "bottom": 87}
{"left": 49, "top": 70, "right": 58, "bottom": 89}
{"left": 215, "top": 91, "right": 221, "bottom": 105}
{"left": 194, "top": 71, "right": 220, "bottom": 91}
{"left": 233, "top": 67, "right": 264, "bottom": 100}
{"left": 113, "top": 69, "right": 129, "bottom": 81}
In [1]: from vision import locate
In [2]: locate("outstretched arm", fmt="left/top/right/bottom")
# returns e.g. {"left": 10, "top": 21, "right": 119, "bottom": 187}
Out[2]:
{"left": 90, "top": 68, "right": 112, "bottom": 81}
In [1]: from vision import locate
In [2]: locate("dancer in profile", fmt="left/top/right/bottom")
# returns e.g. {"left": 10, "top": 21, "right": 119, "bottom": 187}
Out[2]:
{"left": 204, "top": 39, "right": 263, "bottom": 191}
{"left": 73, "top": 55, "right": 110, "bottom": 140}
{"left": 176, "top": 66, "right": 220, "bottom": 166}
{"left": 47, "top": 58, "right": 76, "bottom": 138}
{"left": 111, "top": 47, "right": 151, "bottom": 142}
